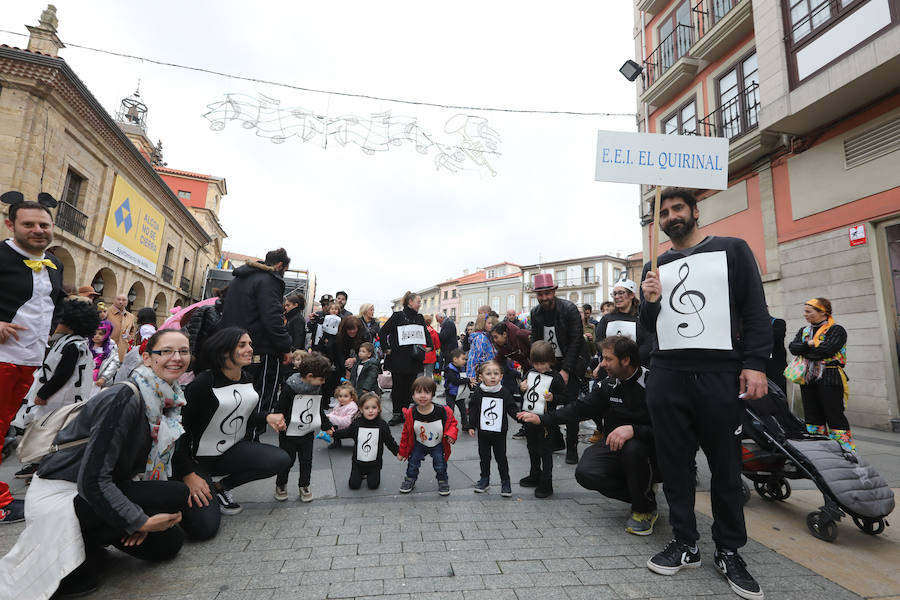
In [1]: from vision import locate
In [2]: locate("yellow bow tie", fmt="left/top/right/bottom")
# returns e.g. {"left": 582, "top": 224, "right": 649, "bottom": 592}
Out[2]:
{"left": 23, "top": 258, "right": 57, "bottom": 273}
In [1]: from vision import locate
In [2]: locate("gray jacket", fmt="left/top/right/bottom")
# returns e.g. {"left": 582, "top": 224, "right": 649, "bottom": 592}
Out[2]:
{"left": 96, "top": 341, "right": 121, "bottom": 384}
{"left": 37, "top": 382, "right": 153, "bottom": 534}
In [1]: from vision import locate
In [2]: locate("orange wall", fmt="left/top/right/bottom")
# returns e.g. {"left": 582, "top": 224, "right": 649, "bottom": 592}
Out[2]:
{"left": 650, "top": 173, "right": 768, "bottom": 272}
{"left": 158, "top": 174, "right": 208, "bottom": 210}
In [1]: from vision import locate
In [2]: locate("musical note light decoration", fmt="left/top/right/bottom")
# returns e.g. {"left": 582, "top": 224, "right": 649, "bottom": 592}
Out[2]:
{"left": 202, "top": 93, "right": 501, "bottom": 176}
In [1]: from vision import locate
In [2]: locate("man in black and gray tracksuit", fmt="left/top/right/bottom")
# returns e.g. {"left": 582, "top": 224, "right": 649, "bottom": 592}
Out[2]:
{"left": 640, "top": 188, "right": 770, "bottom": 600}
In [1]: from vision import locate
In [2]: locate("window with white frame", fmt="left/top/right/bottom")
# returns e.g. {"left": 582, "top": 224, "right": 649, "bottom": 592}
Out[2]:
{"left": 507, "top": 294, "right": 516, "bottom": 311}
{"left": 464, "top": 300, "right": 471, "bottom": 315}
{"left": 491, "top": 296, "right": 500, "bottom": 312}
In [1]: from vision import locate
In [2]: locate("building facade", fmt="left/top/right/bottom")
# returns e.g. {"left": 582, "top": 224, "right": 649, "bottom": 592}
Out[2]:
{"left": 521, "top": 255, "right": 629, "bottom": 312}
{"left": 457, "top": 263, "right": 523, "bottom": 325}
{"left": 633, "top": 0, "right": 900, "bottom": 428}
{"left": 0, "top": 8, "right": 226, "bottom": 319}
{"left": 438, "top": 277, "right": 460, "bottom": 320}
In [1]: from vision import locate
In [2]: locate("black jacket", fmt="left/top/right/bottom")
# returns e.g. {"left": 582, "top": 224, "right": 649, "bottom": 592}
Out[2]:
{"left": 361, "top": 316, "right": 381, "bottom": 342}
{"left": 220, "top": 261, "right": 291, "bottom": 356}
{"left": 595, "top": 312, "right": 654, "bottom": 368}
{"left": 438, "top": 318, "right": 458, "bottom": 354}
{"left": 350, "top": 357, "right": 381, "bottom": 394}
{"left": 380, "top": 306, "right": 429, "bottom": 374}
{"left": 37, "top": 383, "right": 154, "bottom": 534}
{"left": 285, "top": 306, "right": 306, "bottom": 351}
{"left": 0, "top": 241, "right": 65, "bottom": 332}
{"left": 767, "top": 318, "right": 788, "bottom": 382}
{"left": 333, "top": 416, "right": 399, "bottom": 468}
{"left": 541, "top": 366, "right": 653, "bottom": 443}
{"left": 186, "top": 298, "right": 223, "bottom": 359}
{"left": 529, "top": 297, "right": 585, "bottom": 377}
{"left": 466, "top": 385, "right": 518, "bottom": 434}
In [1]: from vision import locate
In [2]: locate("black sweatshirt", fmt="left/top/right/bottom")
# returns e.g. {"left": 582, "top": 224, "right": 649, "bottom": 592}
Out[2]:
{"left": 540, "top": 367, "right": 653, "bottom": 443}
{"left": 639, "top": 236, "right": 771, "bottom": 373}
{"left": 175, "top": 370, "right": 270, "bottom": 476}
{"left": 595, "top": 312, "right": 654, "bottom": 368}
{"left": 466, "top": 385, "right": 518, "bottom": 434}
{"left": 520, "top": 369, "right": 569, "bottom": 413}
{"left": 333, "top": 416, "right": 399, "bottom": 468}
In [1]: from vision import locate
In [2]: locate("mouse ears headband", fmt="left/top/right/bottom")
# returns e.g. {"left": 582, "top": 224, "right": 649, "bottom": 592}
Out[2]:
{"left": 1, "top": 191, "right": 58, "bottom": 208}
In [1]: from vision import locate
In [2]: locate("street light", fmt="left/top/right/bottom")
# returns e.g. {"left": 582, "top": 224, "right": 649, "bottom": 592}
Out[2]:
{"left": 91, "top": 273, "right": 104, "bottom": 294}
{"left": 619, "top": 59, "right": 643, "bottom": 82}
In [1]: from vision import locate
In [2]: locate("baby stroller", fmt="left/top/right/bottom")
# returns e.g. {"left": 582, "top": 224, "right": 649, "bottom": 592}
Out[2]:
{"left": 740, "top": 380, "right": 895, "bottom": 542}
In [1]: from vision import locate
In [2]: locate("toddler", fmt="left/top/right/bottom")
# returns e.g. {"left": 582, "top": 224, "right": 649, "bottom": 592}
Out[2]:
{"left": 398, "top": 376, "right": 458, "bottom": 495}
{"left": 467, "top": 360, "right": 518, "bottom": 497}
{"left": 89, "top": 320, "right": 119, "bottom": 398}
{"left": 326, "top": 382, "right": 359, "bottom": 448}
{"left": 350, "top": 342, "right": 381, "bottom": 397}
{"left": 517, "top": 341, "right": 567, "bottom": 498}
{"left": 443, "top": 349, "right": 470, "bottom": 428}
{"left": 273, "top": 352, "right": 334, "bottom": 502}
{"left": 333, "top": 392, "right": 399, "bottom": 489}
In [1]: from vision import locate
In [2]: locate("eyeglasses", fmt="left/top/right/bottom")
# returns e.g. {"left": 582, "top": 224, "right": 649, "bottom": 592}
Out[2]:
{"left": 611, "top": 291, "right": 630, "bottom": 297}
{"left": 149, "top": 348, "right": 191, "bottom": 358}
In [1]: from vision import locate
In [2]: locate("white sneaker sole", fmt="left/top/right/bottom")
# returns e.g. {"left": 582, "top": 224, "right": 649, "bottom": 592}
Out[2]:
{"left": 274, "top": 491, "right": 288, "bottom": 502}
{"left": 219, "top": 505, "right": 243, "bottom": 516}
{"left": 647, "top": 557, "right": 702, "bottom": 576}
{"left": 438, "top": 490, "right": 451, "bottom": 496}
{"left": 715, "top": 562, "right": 765, "bottom": 600}
{"left": 473, "top": 486, "right": 489, "bottom": 493}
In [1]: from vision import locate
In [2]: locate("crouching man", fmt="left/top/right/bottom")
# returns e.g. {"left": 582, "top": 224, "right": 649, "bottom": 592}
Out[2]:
{"left": 518, "top": 336, "right": 657, "bottom": 535}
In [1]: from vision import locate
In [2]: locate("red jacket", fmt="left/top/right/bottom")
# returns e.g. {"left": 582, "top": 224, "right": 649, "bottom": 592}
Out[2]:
{"left": 494, "top": 322, "right": 532, "bottom": 371}
{"left": 424, "top": 326, "right": 441, "bottom": 364}
{"left": 398, "top": 404, "right": 458, "bottom": 459}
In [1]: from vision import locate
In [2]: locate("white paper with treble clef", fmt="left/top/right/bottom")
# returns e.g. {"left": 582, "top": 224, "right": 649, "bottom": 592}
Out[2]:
{"left": 413, "top": 419, "right": 443, "bottom": 447}
{"left": 288, "top": 394, "right": 322, "bottom": 437}
{"left": 606, "top": 320, "right": 637, "bottom": 342}
{"left": 543, "top": 326, "right": 563, "bottom": 358}
{"left": 322, "top": 315, "right": 341, "bottom": 335}
{"left": 479, "top": 395, "right": 503, "bottom": 432}
{"left": 397, "top": 324, "right": 427, "bottom": 346}
{"left": 356, "top": 426, "right": 380, "bottom": 462}
{"left": 196, "top": 383, "right": 258, "bottom": 456}
{"left": 523, "top": 371, "right": 552, "bottom": 415}
{"left": 657, "top": 251, "right": 732, "bottom": 351}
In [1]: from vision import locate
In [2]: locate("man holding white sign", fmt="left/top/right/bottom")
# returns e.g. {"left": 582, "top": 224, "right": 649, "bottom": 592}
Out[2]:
{"left": 639, "top": 188, "right": 769, "bottom": 600}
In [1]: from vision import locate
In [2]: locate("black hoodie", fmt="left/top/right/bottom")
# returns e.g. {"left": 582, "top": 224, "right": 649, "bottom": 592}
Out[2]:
{"left": 220, "top": 261, "right": 291, "bottom": 355}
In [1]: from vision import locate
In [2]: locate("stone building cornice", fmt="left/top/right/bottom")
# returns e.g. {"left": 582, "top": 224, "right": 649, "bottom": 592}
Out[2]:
{"left": 0, "top": 45, "right": 212, "bottom": 243}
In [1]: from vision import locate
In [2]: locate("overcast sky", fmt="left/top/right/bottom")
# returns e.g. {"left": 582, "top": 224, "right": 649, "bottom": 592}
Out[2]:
{"left": 3, "top": 1, "right": 642, "bottom": 315}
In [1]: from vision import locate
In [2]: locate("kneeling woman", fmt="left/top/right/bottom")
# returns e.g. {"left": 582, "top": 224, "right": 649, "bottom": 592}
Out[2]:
{"left": 3, "top": 329, "right": 193, "bottom": 598}
{"left": 176, "top": 327, "right": 291, "bottom": 539}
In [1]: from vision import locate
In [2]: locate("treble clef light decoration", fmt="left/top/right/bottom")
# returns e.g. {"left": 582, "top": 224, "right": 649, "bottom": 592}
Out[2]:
{"left": 669, "top": 262, "right": 706, "bottom": 338}
{"left": 361, "top": 431, "right": 374, "bottom": 455}
{"left": 525, "top": 374, "right": 541, "bottom": 411}
{"left": 483, "top": 398, "right": 499, "bottom": 426}
{"left": 217, "top": 388, "right": 245, "bottom": 452}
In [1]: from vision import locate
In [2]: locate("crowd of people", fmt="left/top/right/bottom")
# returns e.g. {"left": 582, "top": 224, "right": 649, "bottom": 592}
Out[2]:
{"left": 0, "top": 188, "right": 858, "bottom": 600}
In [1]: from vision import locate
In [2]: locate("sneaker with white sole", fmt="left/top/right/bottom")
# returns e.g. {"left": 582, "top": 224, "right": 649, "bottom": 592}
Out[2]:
{"left": 714, "top": 549, "right": 764, "bottom": 599}
{"left": 213, "top": 484, "right": 242, "bottom": 515}
{"left": 437, "top": 479, "right": 450, "bottom": 496}
{"left": 399, "top": 477, "right": 416, "bottom": 493}
{"left": 299, "top": 486, "right": 313, "bottom": 502}
{"left": 625, "top": 511, "right": 658, "bottom": 536}
{"left": 473, "top": 477, "right": 489, "bottom": 493}
{"left": 0, "top": 500, "right": 24, "bottom": 524}
{"left": 647, "top": 539, "right": 701, "bottom": 575}
{"left": 274, "top": 485, "right": 288, "bottom": 501}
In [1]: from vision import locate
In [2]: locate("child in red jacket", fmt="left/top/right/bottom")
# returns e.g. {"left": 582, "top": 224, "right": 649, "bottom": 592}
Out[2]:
{"left": 398, "top": 376, "right": 458, "bottom": 495}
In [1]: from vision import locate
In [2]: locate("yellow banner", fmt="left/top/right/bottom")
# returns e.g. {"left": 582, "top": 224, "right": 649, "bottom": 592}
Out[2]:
{"left": 102, "top": 176, "right": 166, "bottom": 274}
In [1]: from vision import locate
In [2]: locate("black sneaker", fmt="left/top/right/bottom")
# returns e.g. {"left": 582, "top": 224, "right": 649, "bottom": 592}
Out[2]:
{"left": 519, "top": 474, "right": 540, "bottom": 488}
{"left": 0, "top": 499, "right": 24, "bottom": 524}
{"left": 534, "top": 484, "right": 554, "bottom": 499}
{"left": 213, "top": 483, "right": 242, "bottom": 515}
{"left": 714, "top": 549, "right": 764, "bottom": 599}
{"left": 511, "top": 427, "right": 526, "bottom": 440}
{"left": 647, "top": 539, "right": 702, "bottom": 575}
{"left": 565, "top": 450, "right": 579, "bottom": 465}
{"left": 14, "top": 464, "right": 37, "bottom": 480}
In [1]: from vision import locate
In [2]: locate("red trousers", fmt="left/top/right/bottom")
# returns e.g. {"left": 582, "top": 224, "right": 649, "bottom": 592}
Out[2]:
{"left": 0, "top": 363, "right": 36, "bottom": 506}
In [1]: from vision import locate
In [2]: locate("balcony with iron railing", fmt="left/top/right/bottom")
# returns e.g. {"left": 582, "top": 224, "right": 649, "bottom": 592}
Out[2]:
{"left": 55, "top": 200, "right": 88, "bottom": 239}
{"left": 641, "top": 24, "right": 700, "bottom": 106}
{"left": 161, "top": 265, "right": 174, "bottom": 284}
{"left": 525, "top": 275, "right": 602, "bottom": 291}
{"left": 690, "top": 0, "right": 753, "bottom": 62}
{"left": 697, "top": 82, "right": 759, "bottom": 140}
{"left": 180, "top": 276, "right": 191, "bottom": 293}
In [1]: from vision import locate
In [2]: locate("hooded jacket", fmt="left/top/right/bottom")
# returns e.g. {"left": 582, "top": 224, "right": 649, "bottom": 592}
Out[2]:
{"left": 285, "top": 306, "right": 306, "bottom": 351}
{"left": 220, "top": 261, "right": 291, "bottom": 356}
{"left": 493, "top": 322, "right": 532, "bottom": 371}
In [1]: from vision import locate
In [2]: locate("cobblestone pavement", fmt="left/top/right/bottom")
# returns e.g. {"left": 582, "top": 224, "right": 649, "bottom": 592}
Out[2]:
{"left": 0, "top": 391, "right": 888, "bottom": 599}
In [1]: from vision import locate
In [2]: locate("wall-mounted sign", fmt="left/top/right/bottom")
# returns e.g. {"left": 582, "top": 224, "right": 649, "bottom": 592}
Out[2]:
{"left": 102, "top": 176, "right": 166, "bottom": 274}
{"left": 849, "top": 224, "right": 867, "bottom": 247}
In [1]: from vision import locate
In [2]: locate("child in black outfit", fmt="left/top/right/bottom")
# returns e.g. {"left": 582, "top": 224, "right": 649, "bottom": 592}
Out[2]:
{"left": 466, "top": 359, "right": 518, "bottom": 497}
{"left": 443, "top": 348, "right": 470, "bottom": 428}
{"left": 333, "top": 392, "right": 399, "bottom": 489}
{"left": 516, "top": 341, "right": 568, "bottom": 498}
{"left": 273, "top": 352, "right": 334, "bottom": 503}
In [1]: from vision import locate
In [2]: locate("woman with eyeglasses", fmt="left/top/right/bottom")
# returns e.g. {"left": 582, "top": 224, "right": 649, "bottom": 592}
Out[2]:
{"left": 594, "top": 279, "right": 654, "bottom": 368}
{"left": 174, "top": 327, "right": 291, "bottom": 540}
{"left": 10, "top": 329, "right": 194, "bottom": 597}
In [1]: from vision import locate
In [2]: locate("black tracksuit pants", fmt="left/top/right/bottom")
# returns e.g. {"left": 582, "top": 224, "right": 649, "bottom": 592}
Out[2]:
{"left": 575, "top": 439, "right": 656, "bottom": 513}
{"left": 800, "top": 380, "right": 849, "bottom": 430}
{"left": 349, "top": 462, "right": 382, "bottom": 489}
{"left": 477, "top": 431, "right": 510, "bottom": 481}
{"left": 646, "top": 366, "right": 747, "bottom": 550}
{"left": 245, "top": 354, "right": 283, "bottom": 440}
{"left": 525, "top": 423, "right": 553, "bottom": 486}
{"left": 391, "top": 371, "right": 416, "bottom": 418}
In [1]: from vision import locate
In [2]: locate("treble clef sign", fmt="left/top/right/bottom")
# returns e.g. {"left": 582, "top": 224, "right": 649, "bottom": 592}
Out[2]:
{"left": 483, "top": 399, "right": 498, "bottom": 426}
{"left": 419, "top": 426, "right": 427, "bottom": 442}
{"left": 525, "top": 374, "right": 541, "bottom": 411}
{"left": 669, "top": 262, "right": 706, "bottom": 338}
{"left": 298, "top": 397, "right": 315, "bottom": 430}
{"left": 547, "top": 330, "right": 558, "bottom": 353}
{"left": 217, "top": 389, "right": 245, "bottom": 452}
{"left": 361, "top": 431, "right": 373, "bottom": 455}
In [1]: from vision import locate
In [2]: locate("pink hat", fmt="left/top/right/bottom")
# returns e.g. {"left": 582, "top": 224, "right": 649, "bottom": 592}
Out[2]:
{"left": 533, "top": 273, "right": 558, "bottom": 291}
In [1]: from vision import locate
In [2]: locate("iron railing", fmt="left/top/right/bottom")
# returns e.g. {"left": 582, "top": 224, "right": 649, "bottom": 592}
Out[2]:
{"left": 55, "top": 200, "right": 88, "bottom": 239}
{"left": 162, "top": 265, "right": 174, "bottom": 284}
{"left": 525, "top": 275, "right": 602, "bottom": 291}
{"left": 698, "top": 82, "right": 760, "bottom": 139}
{"left": 692, "top": 0, "right": 742, "bottom": 37}
{"left": 180, "top": 276, "right": 191, "bottom": 293}
{"left": 643, "top": 24, "right": 695, "bottom": 89}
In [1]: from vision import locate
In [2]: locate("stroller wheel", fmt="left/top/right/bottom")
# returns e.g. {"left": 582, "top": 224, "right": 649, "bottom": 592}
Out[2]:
{"left": 852, "top": 516, "right": 886, "bottom": 535}
{"left": 740, "top": 480, "right": 751, "bottom": 505}
{"left": 754, "top": 479, "right": 791, "bottom": 501}
{"left": 807, "top": 511, "right": 839, "bottom": 542}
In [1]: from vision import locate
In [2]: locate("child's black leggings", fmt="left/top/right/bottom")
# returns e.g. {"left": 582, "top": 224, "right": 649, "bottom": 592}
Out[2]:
{"left": 277, "top": 431, "right": 314, "bottom": 488}
{"left": 478, "top": 431, "right": 509, "bottom": 481}
{"left": 348, "top": 462, "right": 382, "bottom": 489}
